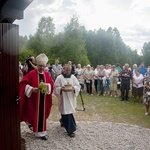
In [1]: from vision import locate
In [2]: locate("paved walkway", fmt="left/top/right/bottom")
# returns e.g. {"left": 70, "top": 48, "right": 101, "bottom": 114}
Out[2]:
{"left": 21, "top": 121, "right": 150, "bottom": 150}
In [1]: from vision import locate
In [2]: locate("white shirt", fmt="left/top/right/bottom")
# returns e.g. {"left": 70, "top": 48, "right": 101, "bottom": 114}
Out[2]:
{"left": 104, "top": 69, "right": 111, "bottom": 77}
{"left": 133, "top": 74, "right": 144, "bottom": 88}
{"left": 94, "top": 68, "right": 99, "bottom": 79}
{"left": 76, "top": 68, "right": 84, "bottom": 81}
{"left": 52, "top": 64, "right": 62, "bottom": 74}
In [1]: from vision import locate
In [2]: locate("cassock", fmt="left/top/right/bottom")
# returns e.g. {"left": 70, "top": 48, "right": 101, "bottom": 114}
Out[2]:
{"left": 19, "top": 69, "right": 53, "bottom": 137}
{"left": 54, "top": 73, "right": 80, "bottom": 134}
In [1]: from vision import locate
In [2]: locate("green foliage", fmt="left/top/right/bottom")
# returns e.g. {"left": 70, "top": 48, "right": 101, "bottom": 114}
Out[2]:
{"left": 142, "top": 42, "right": 150, "bottom": 66}
{"left": 19, "top": 15, "right": 147, "bottom": 68}
{"left": 39, "top": 83, "right": 47, "bottom": 94}
{"left": 26, "top": 16, "right": 55, "bottom": 56}
{"left": 56, "top": 15, "right": 90, "bottom": 66}
{"left": 19, "top": 49, "right": 35, "bottom": 64}
{"left": 37, "top": 16, "right": 55, "bottom": 37}
{"left": 19, "top": 35, "right": 28, "bottom": 52}
{"left": 26, "top": 34, "right": 43, "bottom": 54}
{"left": 84, "top": 27, "right": 142, "bottom": 67}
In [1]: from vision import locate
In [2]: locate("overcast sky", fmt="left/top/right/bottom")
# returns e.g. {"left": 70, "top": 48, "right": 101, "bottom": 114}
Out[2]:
{"left": 14, "top": 0, "right": 150, "bottom": 54}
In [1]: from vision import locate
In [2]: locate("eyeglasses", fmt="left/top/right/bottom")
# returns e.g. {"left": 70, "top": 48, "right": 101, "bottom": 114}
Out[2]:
{"left": 38, "top": 65, "right": 46, "bottom": 68}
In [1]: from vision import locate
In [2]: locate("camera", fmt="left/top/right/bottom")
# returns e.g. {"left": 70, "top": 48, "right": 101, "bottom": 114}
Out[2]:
{"left": 25, "top": 55, "right": 35, "bottom": 73}
{"left": 26, "top": 55, "right": 32, "bottom": 63}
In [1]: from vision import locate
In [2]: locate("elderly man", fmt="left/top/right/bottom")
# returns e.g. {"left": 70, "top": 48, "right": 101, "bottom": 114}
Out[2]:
{"left": 54, "top": 64, "right": 80, "bottom": 137}
{"left": 68, "top": 60, "right": 75, "bottom": 75}
{"left": 19, "top": 53, "right": 54, "bottom": 140}
{"left": 52, "top": 59, "right": 62, "bottom": 80}
{"left": 120, "top": 63, "right": 132, "bottom": 101}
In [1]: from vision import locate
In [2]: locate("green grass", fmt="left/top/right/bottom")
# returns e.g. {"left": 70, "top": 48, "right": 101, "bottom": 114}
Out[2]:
{"left": 48, "top": 94, "right": 150, "bottom": 129}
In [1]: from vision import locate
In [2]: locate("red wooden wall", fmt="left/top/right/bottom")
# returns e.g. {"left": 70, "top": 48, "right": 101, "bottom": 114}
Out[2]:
{"left": 0, "top": 23, "right": 21, "bottom": 150}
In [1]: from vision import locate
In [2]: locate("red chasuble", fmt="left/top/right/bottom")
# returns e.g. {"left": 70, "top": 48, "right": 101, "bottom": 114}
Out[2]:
{"left": 19, "top": 69, "right": 54, "bottom": 132}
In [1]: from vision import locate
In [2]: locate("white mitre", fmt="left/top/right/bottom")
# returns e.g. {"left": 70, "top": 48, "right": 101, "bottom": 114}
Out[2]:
{"left": 36, "top": 53, "right": 48, "bottom": 66}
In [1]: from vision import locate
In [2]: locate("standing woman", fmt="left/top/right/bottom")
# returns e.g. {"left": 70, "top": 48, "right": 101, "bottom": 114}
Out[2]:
{"left": 132, "top": 69, "right": 144, "bottom": 103}
{"left": 143, "top": 68, "right": 150, "bottom": 115}
{"left": 76, "top": 64, "right": 84, "bottom": 91}
{"left": 110, "top": 65, "right": 119, "bottom": 97}
{"left": 76, "top": 64, "right": 84, "bottom": 83}
{"left": 97, "top": 65, "right": 105, "bottom": 96}
{"left": 83, "top": 65, "right": 94, "bottom": 95}
{"left": 94, "top": 65, "right": 100, "bottom": 94}
{"left": 103, "top": 64, "right": 111, "bottom": 96}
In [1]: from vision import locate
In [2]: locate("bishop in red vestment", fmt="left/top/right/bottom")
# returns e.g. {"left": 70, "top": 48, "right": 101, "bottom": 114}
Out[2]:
{"left": 19, "top": 53, "right": 54, "bottom": 140}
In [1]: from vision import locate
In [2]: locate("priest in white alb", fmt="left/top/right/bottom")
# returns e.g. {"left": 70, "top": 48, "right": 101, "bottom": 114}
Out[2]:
{"left": 54, "top": 64, "right": 81, "bottom": 137}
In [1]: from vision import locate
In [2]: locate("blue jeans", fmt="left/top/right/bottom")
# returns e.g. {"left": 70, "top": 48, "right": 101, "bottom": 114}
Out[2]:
{"left": 97, "top": 79, "right": 104, "bottom": 94}
{"left": 104, "top": 79, "right": 110, "bottom": 92}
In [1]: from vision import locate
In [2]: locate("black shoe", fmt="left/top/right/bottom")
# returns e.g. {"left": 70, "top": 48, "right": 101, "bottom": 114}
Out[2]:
{"left": 68, "top": 133, "right": 75, "bottom": 138}
{"left": 40, "top": 136, "right": 48, "bottom": 140}
{"left": 126, "top": 97, "right": 129, "bottom": 101}
{"left": 121, "top": 96, "right": 124, "bottom": 100}
{"left": 59, "top": 119, "right": 64, "bottom": 127}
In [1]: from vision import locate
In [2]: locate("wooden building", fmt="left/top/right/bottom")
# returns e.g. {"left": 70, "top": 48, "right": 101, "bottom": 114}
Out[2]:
{"left": 0, "top": 0, "right": 33, "bottom": 149}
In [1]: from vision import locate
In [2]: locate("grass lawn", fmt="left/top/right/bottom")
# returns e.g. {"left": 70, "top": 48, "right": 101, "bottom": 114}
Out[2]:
{"left": 49, "top": 93, "right": 150, "bottom": 129}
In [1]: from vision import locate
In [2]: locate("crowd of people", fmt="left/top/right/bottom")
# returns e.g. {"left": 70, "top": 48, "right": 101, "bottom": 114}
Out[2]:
{"left": 19, "top": 54, "right": 150, "bottom": 140}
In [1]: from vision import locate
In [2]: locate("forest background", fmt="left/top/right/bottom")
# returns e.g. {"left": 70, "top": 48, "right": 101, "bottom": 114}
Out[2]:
{"left": 19, "top": 16, "right": 150, "bottom": 67}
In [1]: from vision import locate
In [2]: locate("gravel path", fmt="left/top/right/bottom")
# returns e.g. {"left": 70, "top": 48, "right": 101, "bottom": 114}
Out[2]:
{"left": 21, "top": 121, "right": 150, "bottom": 150}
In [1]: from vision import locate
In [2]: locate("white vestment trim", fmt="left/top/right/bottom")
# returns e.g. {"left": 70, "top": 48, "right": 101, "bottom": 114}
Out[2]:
{"left": 35, "top": 131, "right": 46, "bottom": 137}
{"left": 26, "top": 122, "right": 46, "bottom": 137}
{"left": 25, "top": 84, "right": 33, "bottom": 98}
